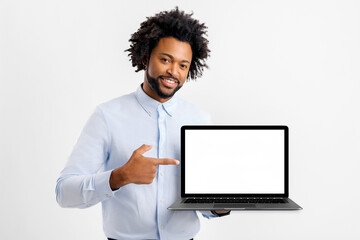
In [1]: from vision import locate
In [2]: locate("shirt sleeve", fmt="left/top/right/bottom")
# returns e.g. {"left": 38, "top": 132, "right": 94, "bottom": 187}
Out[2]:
{"left": 199, "top": 210, "right": 218, "bottom": 219}
{"left": 55, "top": 106, "right": 115, "bottom": 208}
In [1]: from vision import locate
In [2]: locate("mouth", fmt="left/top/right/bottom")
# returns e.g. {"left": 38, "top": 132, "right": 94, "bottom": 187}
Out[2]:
{"left": 160, "top": 76, "right": 179, "bottom": 88}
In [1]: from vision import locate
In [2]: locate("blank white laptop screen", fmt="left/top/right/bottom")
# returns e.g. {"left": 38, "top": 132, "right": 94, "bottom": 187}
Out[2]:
{"left": 185, "top": 129, "right": 285, "bottom": 194}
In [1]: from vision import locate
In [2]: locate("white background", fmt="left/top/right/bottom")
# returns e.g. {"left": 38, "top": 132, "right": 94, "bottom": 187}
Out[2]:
{"left": 1, "top": 0, "right": 359, "bottom": 239}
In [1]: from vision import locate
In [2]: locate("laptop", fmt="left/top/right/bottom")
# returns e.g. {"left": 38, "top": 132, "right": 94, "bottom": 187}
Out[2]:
{"left": 168, "top": 125, "right": 302, "bottom": 210}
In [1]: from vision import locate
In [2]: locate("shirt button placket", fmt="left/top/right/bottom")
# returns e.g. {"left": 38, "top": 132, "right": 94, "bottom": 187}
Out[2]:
{"left": 157, "top": 105, "right": 167, "bottom": 238}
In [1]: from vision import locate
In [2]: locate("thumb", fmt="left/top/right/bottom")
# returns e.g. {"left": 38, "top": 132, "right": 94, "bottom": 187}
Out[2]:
{"left": 135, "top": 144, "right": 152, "bottom": 155}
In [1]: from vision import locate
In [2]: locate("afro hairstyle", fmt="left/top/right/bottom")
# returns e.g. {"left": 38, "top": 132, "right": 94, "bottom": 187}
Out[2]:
{"left": 125, "top": 7, "right": 210, "bottom": 80}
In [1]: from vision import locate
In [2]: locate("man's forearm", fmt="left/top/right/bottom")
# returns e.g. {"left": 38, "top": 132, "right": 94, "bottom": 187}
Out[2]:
{"left": 56, "top": 173, "right": 110, "bottom": 208}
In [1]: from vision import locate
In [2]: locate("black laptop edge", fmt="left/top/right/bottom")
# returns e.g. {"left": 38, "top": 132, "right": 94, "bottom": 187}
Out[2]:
{"left": 180, "top": 125, "right": 289, "bottom": 198}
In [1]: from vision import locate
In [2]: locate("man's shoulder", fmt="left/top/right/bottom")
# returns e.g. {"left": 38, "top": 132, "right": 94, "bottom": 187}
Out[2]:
{"left": 176, "top": 97, "right": 205, "bottom": 112}
{"left": 176, "top": 97, "right": 212, "bottom": 124}
{"left": 96, "top": 91, "right": 136, "bottom": 112}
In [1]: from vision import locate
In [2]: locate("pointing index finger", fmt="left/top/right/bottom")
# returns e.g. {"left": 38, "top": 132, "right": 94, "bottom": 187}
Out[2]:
{"left": 155, "top": 158, "right": 180, "bottom": 165}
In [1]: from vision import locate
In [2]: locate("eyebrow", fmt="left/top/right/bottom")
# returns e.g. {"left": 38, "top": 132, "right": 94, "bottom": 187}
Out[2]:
{"left": 159, "top": 53, "right": 190, "bottom": 64}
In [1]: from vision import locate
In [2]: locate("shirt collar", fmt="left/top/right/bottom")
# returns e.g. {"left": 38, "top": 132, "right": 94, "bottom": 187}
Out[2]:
{"left": 135, "top": 84, "right": 177, "bottom": 117}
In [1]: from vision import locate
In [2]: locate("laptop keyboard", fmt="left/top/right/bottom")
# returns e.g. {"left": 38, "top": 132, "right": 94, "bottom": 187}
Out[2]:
{"left": 184, "top": 197, "right": 286, "bottom": 204}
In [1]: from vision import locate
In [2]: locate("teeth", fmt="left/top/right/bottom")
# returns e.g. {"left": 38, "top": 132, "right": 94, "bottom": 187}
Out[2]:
{"left": 164, "top": 78, "right": 176, "bottom": 83}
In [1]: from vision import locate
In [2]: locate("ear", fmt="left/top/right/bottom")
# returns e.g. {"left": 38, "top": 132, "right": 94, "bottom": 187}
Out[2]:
{"left": 142, "top": 54, "right": 149, "bottom": 68}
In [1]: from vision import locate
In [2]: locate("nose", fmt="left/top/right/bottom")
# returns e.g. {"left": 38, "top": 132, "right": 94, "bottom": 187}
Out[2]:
{"left": 166, "top": 63, "right": 179, "bottom": 78}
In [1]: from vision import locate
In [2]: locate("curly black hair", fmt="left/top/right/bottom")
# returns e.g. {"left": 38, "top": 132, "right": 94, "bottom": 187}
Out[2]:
{"left": 126, "top": 7, "right": 210, "bottom": 80}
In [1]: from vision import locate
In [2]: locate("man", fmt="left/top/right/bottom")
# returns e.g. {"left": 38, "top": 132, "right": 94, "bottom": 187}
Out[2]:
{"left": 56, "top": 7, "right": 229, "bottom": 240}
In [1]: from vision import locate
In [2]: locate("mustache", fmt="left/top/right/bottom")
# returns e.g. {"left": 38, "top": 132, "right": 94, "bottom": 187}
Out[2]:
{"left": 159, "top": 75, "right": 179, "bottom": 83}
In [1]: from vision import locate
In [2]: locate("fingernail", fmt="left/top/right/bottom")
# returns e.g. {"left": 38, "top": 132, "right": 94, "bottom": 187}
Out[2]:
{"left": 176, "top": 160, "right": 180, "bottom": 165}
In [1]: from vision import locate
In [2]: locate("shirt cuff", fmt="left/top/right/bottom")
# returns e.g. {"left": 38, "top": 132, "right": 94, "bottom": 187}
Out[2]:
{"left": 200, "top": 210, "right": 218, "bottom": 219}
{"left": 94, "top": 170, "right": 116, "bottom": 202}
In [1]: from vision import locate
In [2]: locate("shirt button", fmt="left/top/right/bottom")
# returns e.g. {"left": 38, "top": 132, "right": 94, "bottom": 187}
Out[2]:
{"left": 106, "top": 194, "right": 110, "bottom": 197}
{"left": 160, "top": 146, "right": 164, "bottom": 150}
{"left": 160, "top": 225, "right": 164, "bottom": 229}
{"left": 160, "top": 199, "right": 164, "bottom": 202}
{"left": 87, "top": 204, "right": 91, "bottom": 207}
{"left": 160, "top": 172, "right": 164, "bottom": 176}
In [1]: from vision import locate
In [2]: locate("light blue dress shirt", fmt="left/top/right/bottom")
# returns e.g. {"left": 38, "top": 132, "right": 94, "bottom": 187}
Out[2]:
{"left": 56, "top": 85, "right": 217, "bottom": 240}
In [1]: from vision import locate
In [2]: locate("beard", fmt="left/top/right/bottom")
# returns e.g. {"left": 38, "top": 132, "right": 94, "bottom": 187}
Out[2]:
{"left": 146, "top": 68, "right": 182, "bottom": 99}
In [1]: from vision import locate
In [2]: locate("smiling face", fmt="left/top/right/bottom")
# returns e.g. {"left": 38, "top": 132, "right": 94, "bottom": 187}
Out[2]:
{"left": 142, "top": 37, "right": 192, "bottom": 103}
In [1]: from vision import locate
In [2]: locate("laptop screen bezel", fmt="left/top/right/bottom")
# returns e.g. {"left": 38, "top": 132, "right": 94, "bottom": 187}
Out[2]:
{"left": 181, "top": 125, "right": 289, "bottom": 198}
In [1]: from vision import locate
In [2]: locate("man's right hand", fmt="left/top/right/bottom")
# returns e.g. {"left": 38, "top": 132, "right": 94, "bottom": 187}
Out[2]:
{"left": 109, "top": 144, "right": 179, "bottom": 190}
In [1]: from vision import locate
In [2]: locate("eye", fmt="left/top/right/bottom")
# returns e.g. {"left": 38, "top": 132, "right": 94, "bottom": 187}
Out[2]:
{"left": 180, "top": 64, "right": 188, "bottom": 69}
{"left": 161, "top": 58, "right": 169, "bottom": 63}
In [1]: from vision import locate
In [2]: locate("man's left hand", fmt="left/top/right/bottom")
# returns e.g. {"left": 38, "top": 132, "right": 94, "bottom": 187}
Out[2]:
{"left": 214, "top": 210, "right": 230, "bottom": 214}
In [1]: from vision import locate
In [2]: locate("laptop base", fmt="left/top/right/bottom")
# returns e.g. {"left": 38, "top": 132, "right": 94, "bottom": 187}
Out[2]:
{"left": 168, "top": 197, "right": 302, "bottom": 210}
